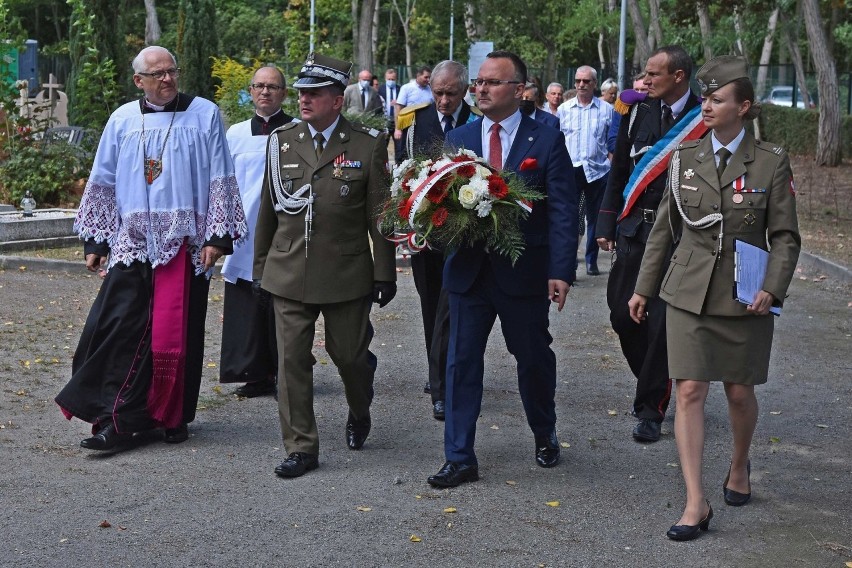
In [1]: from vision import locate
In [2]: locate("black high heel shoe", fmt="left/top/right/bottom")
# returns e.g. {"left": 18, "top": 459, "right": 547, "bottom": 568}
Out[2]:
{"left": 666, "top": 500, "right": 713, "bottom": 541}
{"left": 723, "top": 460, "right": 752, "bottom": 506}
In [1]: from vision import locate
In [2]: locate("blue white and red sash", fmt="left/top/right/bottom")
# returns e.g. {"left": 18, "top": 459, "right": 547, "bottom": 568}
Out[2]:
{"left": 618, "top": 105, "right": 708, "bottom": 221}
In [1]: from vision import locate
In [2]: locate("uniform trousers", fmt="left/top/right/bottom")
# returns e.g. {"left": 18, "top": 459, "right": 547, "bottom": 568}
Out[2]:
{"left": 445, "top": 261, "right": 556, "bottom": 465}
{"left": 606, "top": 232, "right": 671, "bottom": 422}
{"left": 273, "top": 294, "right": 376, "bottom": 455}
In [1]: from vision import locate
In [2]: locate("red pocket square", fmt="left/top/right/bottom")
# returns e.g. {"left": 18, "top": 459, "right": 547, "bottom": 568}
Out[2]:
{"left": 520, "top": 158, "right": 538, "bottom": 171}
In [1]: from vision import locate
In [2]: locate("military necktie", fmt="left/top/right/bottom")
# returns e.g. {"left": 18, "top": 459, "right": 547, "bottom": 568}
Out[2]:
{"left": 716, "top": 147, "right": 731, "bottom": 181}
{"left": 314, "top": 132, "right": 325, "bottom": 161}
{"left": 442, "top": 114, "right": 453, "bottom": 136}
{"left": 661, "top": 104, "right": 674, "bottom": 133}
{"left": 489, "top": 122, "right": 502, "bottom": 170}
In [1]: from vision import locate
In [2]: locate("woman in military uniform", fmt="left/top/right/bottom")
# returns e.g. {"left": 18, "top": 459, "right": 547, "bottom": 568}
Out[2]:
{"left": 628, "top": 56, "right": 800, "bottom": 541}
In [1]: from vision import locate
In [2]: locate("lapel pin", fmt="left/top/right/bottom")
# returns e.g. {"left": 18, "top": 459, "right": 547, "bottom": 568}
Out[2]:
{"left": 298, "top": 132, "right": 305, "bottom": 140}
{"left": 280, "top": 143, "right": 290, "bottom": 153}
{"left": 684, "top": 169, "right": 695, "bottom": 179}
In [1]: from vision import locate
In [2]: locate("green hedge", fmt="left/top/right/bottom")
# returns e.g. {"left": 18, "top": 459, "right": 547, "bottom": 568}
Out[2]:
{"left": 757, "top": 104, "right": 852, "bottom": 158}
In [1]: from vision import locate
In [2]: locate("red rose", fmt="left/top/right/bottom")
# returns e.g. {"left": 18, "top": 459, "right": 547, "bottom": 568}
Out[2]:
{"left": 431, "top": 207, "right": 449, "bottom": 227}
{"left": 456, "top": 163, "right": 476, "bottom": 178}
{"left": 520, "top": 158, "right": 538, "bottom": 171}
{"left": 426, "top": 177, "right": 450, "bottom": 203}
{"left": 487, "top": 174, "right": 509, "bottom": 199}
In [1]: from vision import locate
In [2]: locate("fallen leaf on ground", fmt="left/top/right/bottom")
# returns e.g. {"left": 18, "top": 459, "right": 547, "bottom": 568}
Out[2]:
{"left": 560, "top": 442, "right": 570, "bottom": 448}
{"left": 409, "top": 534, "right": 422, "bottom": 542}
{"left": 815, "top": 424, "right": 829, "bottom": 429}
{"left": 212, "top": 385, "right": 222, "bottom": 394}
{"left": 99, "top": 520, "right": 111, "bottom": 528}
{"left": 356, "top": 506, "right": 372, "bottom": 512}
{"left": 206, "top": 362, "right": 217, "bottom": 368}
{"left": 770, "top": 437, "right": 781, "bottom": 443}
{"left": 666, "top": 462, "right": 680, "bottom": 468}
{"left": 607, "top": 410, "right": 618, "bottom": 416}
{"left": 443, "top": 507, "right": 457, "bottom": 513}
{"left": 769, "top": 411, "right": 782, "bottom": 415}
{"left": 505, "top": 480, "right": 517, "bottom": 486}
{"left": 545, "top": 501, "right": 560, "bottom": 507}
{"left": 490, "top": 425, "right": 499, "bottom": 430}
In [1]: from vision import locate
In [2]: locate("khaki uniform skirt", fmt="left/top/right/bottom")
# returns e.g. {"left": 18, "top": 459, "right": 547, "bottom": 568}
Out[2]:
{"left": 666, "top": 305, "right": 775, "bottom": 385}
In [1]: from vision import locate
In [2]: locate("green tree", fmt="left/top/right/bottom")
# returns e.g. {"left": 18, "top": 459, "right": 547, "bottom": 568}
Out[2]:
{"left": 177, "top": 0, "right": 217, "bottom": 99}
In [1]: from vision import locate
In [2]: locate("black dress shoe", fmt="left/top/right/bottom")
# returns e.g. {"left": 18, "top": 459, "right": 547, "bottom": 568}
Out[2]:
{"left": 427, "top": 461, "right": 479, "bottom": 488}
{"left": 233, "top": 378, "right": 277, "bottom": 398}
{"left": 632, "top": 419, "right": 662, "bottom": 443}
{"left": 586, "top": 263, "right": 601, "bottom": 276}
{"left": 666, "top": 501, "right": 713, "bottom": 541}
{"left": 275, "top": 452, "right": 319, "bottom": 478}
{"left": 432, "top": 400, "right": 445, "bottom": 421}
{"left": 723, "top": 460, "right": 752, "bottom": 506}
{"left": 80, "top": 422, "right": 132, "bottom": 451}
{"left": 535, "top": 431, "right": 560, "bottom": 468}
{"left": 164, "top": 423, "right": 189, "bottom": 443}
{"left": 346, "top": 411, "right": 371, "bottom": 450}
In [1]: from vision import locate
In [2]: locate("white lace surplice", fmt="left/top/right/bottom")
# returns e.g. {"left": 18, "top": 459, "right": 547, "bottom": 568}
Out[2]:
{"left": 75, "top": 96, "right": 247, "bottom": 275}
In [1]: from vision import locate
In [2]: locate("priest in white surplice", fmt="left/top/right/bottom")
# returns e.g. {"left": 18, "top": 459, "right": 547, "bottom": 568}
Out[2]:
{"left": 56, "top": 46, "right": 247, "bottom": 451}
{"left": 219, "top": 66, "right": 297, "bottom": 398}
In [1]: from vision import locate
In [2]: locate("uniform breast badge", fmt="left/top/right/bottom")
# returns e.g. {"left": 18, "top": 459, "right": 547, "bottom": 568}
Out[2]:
{"left": 280, "top": 142, "right": 290, "bottom": 153}
{"left": 340, "top": 184, "right": 350, "bottom": 197}
{"left": 683, "top": 169, "right": 695, "bottom": 180}
{"left": 744, "top": 212, "right": 756, "bottom": 225}
{"left": 333, "top": 153, "right": 345, "bottom": 178}
{"left": 732, "top": 193, "right": 744, "bottom": 204}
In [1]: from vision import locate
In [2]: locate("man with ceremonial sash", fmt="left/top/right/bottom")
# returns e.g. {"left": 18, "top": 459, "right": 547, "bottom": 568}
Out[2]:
{"left": 595, "top": 45, "right": 705, "bottom": 443}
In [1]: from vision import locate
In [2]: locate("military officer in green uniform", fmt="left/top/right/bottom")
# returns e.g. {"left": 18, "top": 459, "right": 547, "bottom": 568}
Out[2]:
{"left": 254, "top": 53, "right": 397, "bottom": 478}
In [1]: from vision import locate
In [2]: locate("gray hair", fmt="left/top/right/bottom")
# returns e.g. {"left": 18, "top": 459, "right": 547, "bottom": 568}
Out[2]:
{"left": 430, "top": 60, "right": 468, "bottom": 92}
{"left": 524, "top": 83, "right": 539, "bottom": 96}
{"left": 601, "top": 78, "right": 617, "bottom": 92}
{"left": 132, "top": 46, "right": 177, "bottom": 73}
{"left": 547, "top": 82, "right": 564, "bottom": 92}
{"left": 575, "top": 66, "right": 598, "bottom": 83}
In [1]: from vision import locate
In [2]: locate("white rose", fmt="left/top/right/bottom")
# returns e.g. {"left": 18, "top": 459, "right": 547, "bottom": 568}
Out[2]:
{"left": 475, "top": 165, "right": 492, "bottom": 178}
{"left": 458, "top": 185, "right": 479, "bottom": 209}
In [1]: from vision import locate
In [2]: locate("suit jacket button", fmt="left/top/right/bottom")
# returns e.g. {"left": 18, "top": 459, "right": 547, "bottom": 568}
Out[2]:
{"left": 748, "top": 200, "right": 754, "bottom": 206}
{"left": 712, "top": 204, "right": 719, "bottom": 210}
{"left": 712, "top": 234, "right": 718, "bottom": 240}
{"left": 711, "top": 250, "right": 716, "bottom": 256}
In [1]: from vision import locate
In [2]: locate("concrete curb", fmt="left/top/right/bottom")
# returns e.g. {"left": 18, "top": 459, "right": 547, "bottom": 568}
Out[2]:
{"left": 797, "top": 250, "right": 852, "bottom": 284}
{"left": 0, "top": 255, "right": 84, "bottom": 273}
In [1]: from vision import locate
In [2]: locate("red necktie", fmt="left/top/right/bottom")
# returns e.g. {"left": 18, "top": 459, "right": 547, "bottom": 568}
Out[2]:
{"left": 489, "top": 122, "right": 502, "bottom": 170}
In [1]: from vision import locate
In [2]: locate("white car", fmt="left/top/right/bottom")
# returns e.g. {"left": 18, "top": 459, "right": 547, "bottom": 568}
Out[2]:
{"left": 763, "top": 86, "right": 809, "bottom": 109}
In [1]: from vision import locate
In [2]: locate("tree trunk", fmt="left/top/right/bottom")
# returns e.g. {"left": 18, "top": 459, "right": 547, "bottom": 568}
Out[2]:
{"left": 390, "top": 0, "right": 415, "bottom": 77}
{"left": 598, "top": 32, "right": 606, "bottom": 72}
{"left": 351, "top": 0, "right": 360, "bottom": 69}
{"left": 755, "top": 7, "right": 779, "bottom": 101}
{"left": 627, "top": 0, "right": 650, "bottom": 64}
{"left": 696, "top": 1, "right": 713, "bottom": 62}
{"left": 144, "top": 0, "right": 161, "bottom": 45}
{"left": 463, "top": 2, "right": 483, "bottom": 41}
{"left": 733, "top": 7, "right": 747, "bottom": 59}
{"left": 647, "top": 0, "right": 663, "bottom": 50}
{"left": 802, "top": 0, "right": 841, "bottom": 165}
{"left": 372, "top": 0, "right": 380, "bottom": 68}
{"left": 780, "top": 10, "right": 812, "bottom": 108}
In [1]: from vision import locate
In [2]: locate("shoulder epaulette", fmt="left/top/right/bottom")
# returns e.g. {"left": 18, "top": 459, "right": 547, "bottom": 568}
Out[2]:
{"left": 469, "top": 105, "right": 483, "bottom": 116}
{"left": 397, "top": 102, "right": 431, "bottom": 130}
{"left": 754, "top": 139, "right": 786, "bottom": 156}
{"left": 271, "top": 122, "right": 299, "bottom": 135}
{"left": 614, "top": 89, "right": 648, "bottom": 115}
{"left": 676, "top": 139, "right": 701, "bottom": 150}
{"left": 351, "top": 123, "right": 381, "bottom": 138}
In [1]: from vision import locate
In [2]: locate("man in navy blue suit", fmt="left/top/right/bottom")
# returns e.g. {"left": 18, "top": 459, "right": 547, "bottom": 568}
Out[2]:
{"left": 427, "top": 51, "right": 579, "bottom": 488}
{"left": 521, "top": 83, "right": 560, "bottom": 131}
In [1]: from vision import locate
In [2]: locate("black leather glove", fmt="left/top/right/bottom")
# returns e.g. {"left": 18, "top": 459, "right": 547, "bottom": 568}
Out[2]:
{"left": 252, "top": 279, "right": 271, "bottom": 310}
{"left": 372, "top": 281, "right": 397, "bottom": 308}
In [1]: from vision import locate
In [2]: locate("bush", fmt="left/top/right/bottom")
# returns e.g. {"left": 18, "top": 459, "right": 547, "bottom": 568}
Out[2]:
{"left": 0, "top": 142, "right": 91, "bottom": 206}
{"left": 758, "top": 105, "right": 852, "bottom": 158}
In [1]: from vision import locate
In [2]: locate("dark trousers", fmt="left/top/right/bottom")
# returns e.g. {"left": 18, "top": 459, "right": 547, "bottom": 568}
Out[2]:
{"left": 411, "top": 248, "right": 447, "bottom": 401}
{"left": 220, "top": 279, "right": 277, "bottom": 383}
{"left": 444, "top": 262, "right": 556, "bottom": 465}
{"left": 574, "top": 167, "right": 607, "bottom": 268}
{"left": 606, "top": 233, "right": 671, "bottom": 422}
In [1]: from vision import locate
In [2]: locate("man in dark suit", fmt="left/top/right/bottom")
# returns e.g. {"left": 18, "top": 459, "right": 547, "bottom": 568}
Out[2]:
{"left": 427, "top": 51, "right": 579, "bottom": 488}
{"left": 254, "top": 53, "right": 397, "bottom": 478}
{"left": 595, "top": 45, "right": 702, "bottom": 443}
{"left": 396, "top": 60, "right": 481, "bottom": 421}
{"left": 521, "top": 83, "right": 560, "bottom": 130}
{"left": 378, "top": 68, "right": 400, "bottom": 156}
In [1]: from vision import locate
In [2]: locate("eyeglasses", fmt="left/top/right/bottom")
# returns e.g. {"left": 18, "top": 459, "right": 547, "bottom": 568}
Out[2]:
{"left": 575, "top": 78, "right": 593, "bottom": 84}
{"left": 472, "top": 79, "right": 522, "bottom": 88}
{"left": 137, "top": 68, "right": 181, "bottom": 81}
{"left": 250, "top": 83, "right": 284, "bottom": 92}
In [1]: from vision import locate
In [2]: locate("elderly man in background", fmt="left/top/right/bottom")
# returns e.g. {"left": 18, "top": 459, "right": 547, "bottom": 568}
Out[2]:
{"left": 56, "top": 46, "right": 246, "bottom": 450}
{"left": 557, "top": 65, "right": 615, "bottom": 276}
{"left": 219, "top": 66, "right": 297, "bottom": 398}
{"left": 543, "top": 82, "right": 563, "bottom": 115}
{"left": 396, "top": 60, "right": 481, "bottom": 420}
{"left": 521, "top": 83, "right": 560, "bottom": 130}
